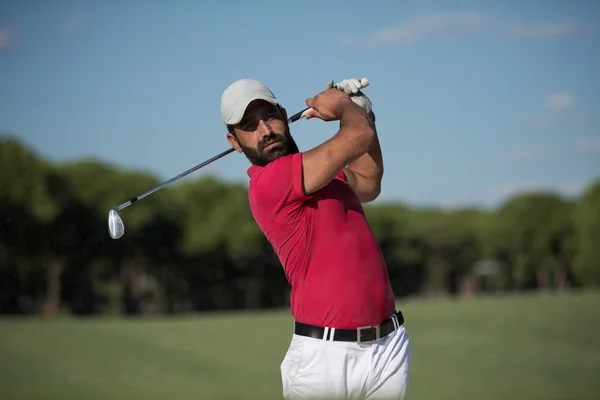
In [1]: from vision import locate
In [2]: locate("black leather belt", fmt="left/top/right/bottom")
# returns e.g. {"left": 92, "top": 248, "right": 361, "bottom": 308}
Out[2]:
{"left": 294, "top": 311, "right": 404, "bottom": 343}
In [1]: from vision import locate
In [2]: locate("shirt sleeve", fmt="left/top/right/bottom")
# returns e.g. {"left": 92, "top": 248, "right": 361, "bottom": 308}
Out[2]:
{"left": 249, "top": 152, "right": 346, "bottom": 223}
{"left": 249, "top": 153, "right": 312, "bottom": 223}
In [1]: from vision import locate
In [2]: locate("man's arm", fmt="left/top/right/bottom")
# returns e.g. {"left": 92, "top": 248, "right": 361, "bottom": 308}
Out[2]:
{"left": 342, "top": 112, "right": 383, "bottom": 203}
{"left": 301, "top": 90, "right": 375, "bottom": 196}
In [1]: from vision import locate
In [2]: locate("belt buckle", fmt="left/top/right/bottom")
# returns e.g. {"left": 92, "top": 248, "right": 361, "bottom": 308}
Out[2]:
{"left": 357, "top": 324, "right": 380, "bottom": 344}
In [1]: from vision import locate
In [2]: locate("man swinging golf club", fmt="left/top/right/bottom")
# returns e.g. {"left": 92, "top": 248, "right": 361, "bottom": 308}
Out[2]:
{"left": 220, "top": 77, "right": 411, "bottom": 399}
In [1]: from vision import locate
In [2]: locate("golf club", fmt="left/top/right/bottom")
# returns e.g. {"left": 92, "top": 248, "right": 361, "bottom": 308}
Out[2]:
{"left": 107, "top": 77, "right": 370, "bottom": 239}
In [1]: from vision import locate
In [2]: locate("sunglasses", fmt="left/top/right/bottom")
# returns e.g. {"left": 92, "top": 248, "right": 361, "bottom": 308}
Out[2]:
{"left": 237, "top": 106, "right": 284, "bottom": 132}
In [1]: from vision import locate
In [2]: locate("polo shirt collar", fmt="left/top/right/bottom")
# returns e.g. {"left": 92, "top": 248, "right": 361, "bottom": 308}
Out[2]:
{"left": 247, "top": 164, "right": 263, "bottom": 178}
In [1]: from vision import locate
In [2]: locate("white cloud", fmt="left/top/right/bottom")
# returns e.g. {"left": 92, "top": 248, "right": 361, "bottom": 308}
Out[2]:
{"left": 575, "top": 137, "right": 600, "bottom": 153}
{"left": 546, "top": 92, "right": 575, "bottom": 111}
{"left": 336, "top": 11, "right": 583, "bottom": 49}
{"left": 524, "top": 107, "right": 600, "bottom": 134}
{"left": 337, "top": 11, "right": 493, "bottom": 48}
{"left": 0, "top": 27, "right": 14, "bottom": 52}
{"left": 509, "top": 22, "right": 581, "bottom": 40}
{"left": 492, "top": 147, "right": 553, "bottom": 164}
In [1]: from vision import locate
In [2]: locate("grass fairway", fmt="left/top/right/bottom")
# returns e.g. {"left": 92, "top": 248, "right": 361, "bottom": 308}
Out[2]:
{"left": 1, "top": 290, "right": 599, "bottom": 400}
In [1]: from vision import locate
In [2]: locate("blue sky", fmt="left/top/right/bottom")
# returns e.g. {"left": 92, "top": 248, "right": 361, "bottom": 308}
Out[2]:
{"left": 1, "top": 0, "right": 599, "bottom": 209}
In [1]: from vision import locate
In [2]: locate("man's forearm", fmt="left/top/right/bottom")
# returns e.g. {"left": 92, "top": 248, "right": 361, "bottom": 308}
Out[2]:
{"left": 345, "top": 112, "right": 383, "bottom": 187}
{"left": 336, "top": 101, "right": 375, "bottom": 151}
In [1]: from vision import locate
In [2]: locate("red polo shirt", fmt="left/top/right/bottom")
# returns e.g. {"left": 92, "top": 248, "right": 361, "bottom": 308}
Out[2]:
{"left": 247, "top": 152, "right": 396, "bottom": 329}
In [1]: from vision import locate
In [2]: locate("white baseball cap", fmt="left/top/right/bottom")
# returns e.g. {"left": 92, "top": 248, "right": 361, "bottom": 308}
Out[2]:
{"left": 220, "top": 79, "right": 279, "bottom": 125}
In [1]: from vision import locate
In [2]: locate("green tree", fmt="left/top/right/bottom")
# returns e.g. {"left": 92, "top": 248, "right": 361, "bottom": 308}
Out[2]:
{"left": 572, "top": 179, "right": 600, "bottom": 287}
{"left": 411, "top": 208, "right": 450, "bottom": 297}
{"left": 57, "top": 160, "right": 164, "bottom": 314}
{"left": 0, "top": 135, "right": 57, "bottom": 314}
{"left": 492, "top": 191, "right": 575, "bottom": 290}
{"left": 445, "top": 208, "right": 491, "bottom": 296}
{"left": 170, "top": 176, "right": 236, "bottom": 310}
{"left": 0, "top": 135, "right": 56, "bottom": 221}
{"left": 135, "top": 204, "right": 184, "bottom": 314}
{"left": 411, "top": 208, "right": 488, "bottom": 297}
{"left": 364, "top": 203, "right": 424, "bottom": 297}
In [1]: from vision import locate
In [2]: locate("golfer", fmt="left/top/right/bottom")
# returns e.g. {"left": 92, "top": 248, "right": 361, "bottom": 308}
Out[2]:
{"left": 220, "top": 77, "right": 411, "bottom": 399}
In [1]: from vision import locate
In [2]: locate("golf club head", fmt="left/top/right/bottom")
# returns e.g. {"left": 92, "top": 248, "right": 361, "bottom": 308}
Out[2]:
{"left": 108, "top": 209, "right": 125, "bottom": 239}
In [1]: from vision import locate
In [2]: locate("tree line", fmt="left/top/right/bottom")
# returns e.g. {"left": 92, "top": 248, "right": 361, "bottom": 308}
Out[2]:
{"left": 1, "top": 135, "right": 599, "bottom": 316}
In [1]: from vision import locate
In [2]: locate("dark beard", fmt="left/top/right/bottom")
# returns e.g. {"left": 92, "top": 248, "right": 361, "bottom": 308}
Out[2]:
{"left": 239, "top": 129, "right": 299, "bottom": 167}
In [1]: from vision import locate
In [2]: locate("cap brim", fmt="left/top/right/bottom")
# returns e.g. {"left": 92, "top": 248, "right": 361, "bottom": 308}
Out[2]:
{"left": 226, "top": 96, "right": 278, "bottom": 125}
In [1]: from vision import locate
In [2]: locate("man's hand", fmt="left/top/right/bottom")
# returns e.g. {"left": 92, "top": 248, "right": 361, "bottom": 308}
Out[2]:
{"left": 304, "top": 88, "right": 364, "bottom": 121}
{"left": 327, "top": 78, "right": 373, "bottom": 115}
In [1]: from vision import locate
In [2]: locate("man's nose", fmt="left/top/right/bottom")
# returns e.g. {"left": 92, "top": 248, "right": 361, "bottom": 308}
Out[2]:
{"left": 257, "top": 119, "right": 273, "bottom": 137}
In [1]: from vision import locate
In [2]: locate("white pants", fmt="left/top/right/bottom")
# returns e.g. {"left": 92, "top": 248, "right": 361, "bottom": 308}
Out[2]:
{"left": 280, "top": 320, "right": 411, "bottom": 400}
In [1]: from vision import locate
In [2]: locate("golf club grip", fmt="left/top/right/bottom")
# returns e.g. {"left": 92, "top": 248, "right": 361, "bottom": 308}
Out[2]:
{"left": 288, "top": 77, "right": 370, "bottom": 122}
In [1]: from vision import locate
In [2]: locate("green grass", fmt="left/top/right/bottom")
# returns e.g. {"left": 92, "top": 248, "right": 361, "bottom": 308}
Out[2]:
{"left": 1, "top": 290, "right": 599, "bottom": 400}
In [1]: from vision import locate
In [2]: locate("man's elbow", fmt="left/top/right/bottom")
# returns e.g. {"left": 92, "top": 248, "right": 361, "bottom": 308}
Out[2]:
{"left": 371, "top": 170, "right": 383, "bottom": 198}
{"left": 370, "top": 183, "right": 382, "bottom": 201}
{"left": 359, "top": 182, "right": 382, "bottom": 203}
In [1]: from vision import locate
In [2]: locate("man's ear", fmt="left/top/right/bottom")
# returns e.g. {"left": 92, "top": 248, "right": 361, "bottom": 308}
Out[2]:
{"left": 226, "top": 132, "right": 243, "bottom": 153}
{"left": 280, "top": 106, "right": 288, "bottom": 120}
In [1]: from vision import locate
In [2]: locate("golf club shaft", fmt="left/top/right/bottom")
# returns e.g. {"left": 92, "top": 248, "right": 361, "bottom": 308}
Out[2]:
{"left": 112, "top": 77, "right": 370, "bottom": 212}
{"left": 113, "top": 111, "right": 302, "bottom": 212}
{"left": 114, "top": 147, "right": 235, "bottom": 212}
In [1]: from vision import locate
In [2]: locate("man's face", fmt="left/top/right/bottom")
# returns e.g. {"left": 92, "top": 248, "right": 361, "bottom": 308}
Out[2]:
{"left": 227, "top": 100, "right": 299, "bottom": 166}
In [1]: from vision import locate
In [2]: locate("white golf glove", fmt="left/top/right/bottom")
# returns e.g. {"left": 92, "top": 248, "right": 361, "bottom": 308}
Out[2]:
{"left": 326, "top": 78, "right": 372, "bottom": 115}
